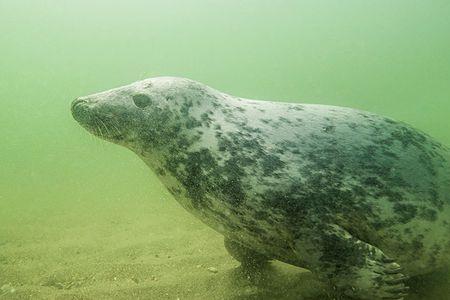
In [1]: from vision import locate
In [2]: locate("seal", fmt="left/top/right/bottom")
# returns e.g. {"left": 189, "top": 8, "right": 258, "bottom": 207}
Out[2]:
{"left": 71, "top": 77, "right": 450, "bottom": 299}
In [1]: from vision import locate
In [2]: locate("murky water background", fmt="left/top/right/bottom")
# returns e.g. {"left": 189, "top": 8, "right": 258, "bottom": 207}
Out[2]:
{"left": 1, "top": 1, "right": 449, "bottom": 299}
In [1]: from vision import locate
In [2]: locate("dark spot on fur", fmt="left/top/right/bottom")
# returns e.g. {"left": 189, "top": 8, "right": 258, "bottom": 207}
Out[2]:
{"left": 180, "top": 97, "right": 193, "bottom": 116}
{"left": 261, "top": 154, "right": 285, "bottom": 176}
{"left": 288, "top": 105, "right": 304, "bottom": 111}
{"left": 253, "top": 210, "right": 270, "bottom": 220}
{"left": 419, "top": 207, "right": 438, "bottom": 221}
{"left": 382, "top": 150, "right": 399, "bottom": 159}
{"left": 185, "top": 118, "right": 202, "bottom": 129}
{"left": 200, "top": 112, "right": 213, "bottom": 127}
{"left": 279, "top": 116, "right": 292, "bottom": 124}
{"left": 322, "top": 125, "right": 336, "bottom": 133}
{"left": 393, "top": 203, "right": 417, "bottom": 223}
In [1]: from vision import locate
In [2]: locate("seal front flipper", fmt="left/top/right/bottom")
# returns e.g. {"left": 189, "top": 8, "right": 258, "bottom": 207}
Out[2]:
{"left": 224, "top": 237, "right": 270, "bottom": 272}
{"left": 294, "top": 224, "right": 409, "bottom": 300}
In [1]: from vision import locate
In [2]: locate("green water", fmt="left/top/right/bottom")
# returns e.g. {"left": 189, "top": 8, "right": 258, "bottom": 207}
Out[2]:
{"left": 1, "top": 1, "right": 450, "bottom": 299}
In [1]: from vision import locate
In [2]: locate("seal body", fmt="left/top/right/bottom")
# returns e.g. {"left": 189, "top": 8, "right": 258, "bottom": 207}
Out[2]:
{"left": 72, "top": 77, "right": 450, "bottom": 299}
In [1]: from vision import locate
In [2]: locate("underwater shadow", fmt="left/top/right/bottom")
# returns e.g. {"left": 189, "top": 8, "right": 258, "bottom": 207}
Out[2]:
{"left": 406, "top": 267, "right": 450, "bottom": 300}
{"left": 222, "top": 263, "right": 450, "bottom": 300}
{"left": 223, "top": 262, "right": 332, "bottom": 300}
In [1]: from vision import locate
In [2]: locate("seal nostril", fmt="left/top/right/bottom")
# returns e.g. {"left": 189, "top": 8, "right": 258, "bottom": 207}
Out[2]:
{"left": 71, "top": 98, "right": 87, "bottom": 111}
{"left": 71, "top": 97, "right": 92, "bottom": 123}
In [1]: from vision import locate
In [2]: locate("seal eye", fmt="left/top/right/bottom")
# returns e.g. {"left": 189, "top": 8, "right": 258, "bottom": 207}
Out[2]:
{"left": 132, "top": 94, "right": 152, "bottom": 108}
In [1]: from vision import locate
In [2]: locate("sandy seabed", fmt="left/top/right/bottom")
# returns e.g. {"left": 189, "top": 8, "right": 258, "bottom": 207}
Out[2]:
{"left": 0, "top": 196, "right": 449, "bottom": 300}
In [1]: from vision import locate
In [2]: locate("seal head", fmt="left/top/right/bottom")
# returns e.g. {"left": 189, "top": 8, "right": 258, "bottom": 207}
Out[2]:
{"left": 71, "top": 77, "right": 201, "bottom": 155}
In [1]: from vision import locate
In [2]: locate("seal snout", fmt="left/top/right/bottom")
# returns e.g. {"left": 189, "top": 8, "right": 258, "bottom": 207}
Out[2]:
{"left": 71, "top": 97, "right": 93, "bottom": 125}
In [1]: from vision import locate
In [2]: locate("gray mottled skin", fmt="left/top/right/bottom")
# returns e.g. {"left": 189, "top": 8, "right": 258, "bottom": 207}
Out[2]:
{"left": 72, "top": 77, "right": 450, "bottom": 299}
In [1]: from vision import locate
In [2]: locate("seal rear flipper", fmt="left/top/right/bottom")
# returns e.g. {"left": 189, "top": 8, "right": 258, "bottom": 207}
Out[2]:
{"left": 293, "top": 223, "right": 409, "bottom": 300}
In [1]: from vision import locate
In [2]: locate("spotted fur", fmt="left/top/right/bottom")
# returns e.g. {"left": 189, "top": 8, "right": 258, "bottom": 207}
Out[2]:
{"left": 72, "top": 77, "right": 450, "bottom": 299}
